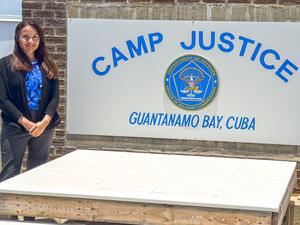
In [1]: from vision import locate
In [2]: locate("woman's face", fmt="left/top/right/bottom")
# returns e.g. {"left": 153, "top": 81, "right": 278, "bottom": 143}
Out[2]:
{"left": 19, "top": 25, "right": 40, "bottom": 59}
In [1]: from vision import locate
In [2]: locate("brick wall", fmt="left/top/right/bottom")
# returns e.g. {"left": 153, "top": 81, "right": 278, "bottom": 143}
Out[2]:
{"left": 22, "top": 0, "right": 300, "bottom": 192}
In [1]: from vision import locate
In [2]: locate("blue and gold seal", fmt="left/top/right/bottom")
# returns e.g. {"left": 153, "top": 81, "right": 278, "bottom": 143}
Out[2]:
{"left": 165, "top": 54, "right": 218, "bottom": 110}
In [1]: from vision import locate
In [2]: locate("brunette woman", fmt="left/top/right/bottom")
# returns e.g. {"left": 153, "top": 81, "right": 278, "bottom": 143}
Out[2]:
{"left": 0, "top": 20, "right": 60, "bottom": 182}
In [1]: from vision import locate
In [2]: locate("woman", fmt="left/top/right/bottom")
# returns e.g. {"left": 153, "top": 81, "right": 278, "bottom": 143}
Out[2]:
{"left": 0, "top": 20, "right": 60, "bottom": 182}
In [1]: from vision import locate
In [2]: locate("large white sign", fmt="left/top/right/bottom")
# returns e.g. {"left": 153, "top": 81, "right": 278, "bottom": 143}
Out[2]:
{"left": 67, "top": 19, "right": 300, "bottom": 145}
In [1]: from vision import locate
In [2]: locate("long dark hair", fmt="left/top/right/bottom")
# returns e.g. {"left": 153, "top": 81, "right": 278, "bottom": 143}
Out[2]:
{"left": 11, "top": 20, "right": 58, "bottom": 79}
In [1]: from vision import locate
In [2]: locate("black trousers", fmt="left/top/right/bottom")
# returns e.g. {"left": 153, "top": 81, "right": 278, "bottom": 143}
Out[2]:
{"left": 0, "top": 123, "right": 54, "bottom": 182}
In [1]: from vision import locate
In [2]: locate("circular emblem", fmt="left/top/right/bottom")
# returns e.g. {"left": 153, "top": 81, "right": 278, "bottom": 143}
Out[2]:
{"left": 164, "top": 54, "right": 219, "bottom": 110}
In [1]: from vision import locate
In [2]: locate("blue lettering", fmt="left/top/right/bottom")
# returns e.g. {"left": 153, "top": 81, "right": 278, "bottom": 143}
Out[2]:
{"left": 181, "top": 114, "right": 191, "bottom": 127}
{"left": 150, "top": 113, "right": 158, "bottom": 125}
{"left": 275, "top": 59, "right": 299, "bottom": 83}
{"left": 161, "top": 114, "right": 168, "bottom": 126}
{"left": 175, "top": 115, "right": 181, "bottom": 126}
{"left": 129, "top": 112, "right": 138, "bottom": 124}
{"left": 126, "top": 35, "right": 149, "bottom": 58}
{"left": 260, "top": 49, "right": 280, "bottom": 70}
{"left": 180, "top": 31, "right": 196, "bottom": 50}
{"left": 148, "top": 32, "right": 163, "bottom": 52}
{"left": 216, "top": 116, "right": 223, "bottom": 128}
{"left": 191, "top": 115, "right": 200, "bottom": 128}
{"left": 199, "top": 31, "right": 215, "bottom": 50}
{"left": 202, "top": 115, "right": 210, "bottom": 128}
{"left": 157, "top": 113, "right": 164, "bottom": 125}
{"left": 238, "top": 36, "right": 255, "bottom": 57}
{"left": 225, "top": 116, "right": 255, "bottom": 130}
{"left": 218, "top": 32, "right": 235, "bottom": 53}
{"left": 92, "top": 56, "right": 111, "bottom": 76}
{"left": 136, "top": 112, "right": 145, "bottom": 125}
{"left": 234, "top": 117, "right": 242, "bottom": 129}
{"left": 226, "top": 116, "right": 234, "bottom": 129}
{"left": 249, "top": 118, "right": 255, "bottom": 130}
{"left": 112, "top": 47, "right": 129, "bottom": 67}
{"left": 209, "top": 116, "right": 216, "bottom": 128}
{"left": 250, "top": 42, "right": 262, "bottom": 61}
{"left": 168, "top": 114, "right": 176, "bottom": 126}
{"left": 241, "top": 117, "right": 249, "bottom": 130}
{"left": 143, "top": 113, "right": 150, "bottom": 125}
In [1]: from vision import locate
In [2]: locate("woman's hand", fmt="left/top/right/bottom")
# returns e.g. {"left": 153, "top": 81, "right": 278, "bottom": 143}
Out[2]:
{"left": 18, "top": 116, "right": 35, "bottom": 131}
{"left": 30, "top": 115, "right": 51, "bottom": 137}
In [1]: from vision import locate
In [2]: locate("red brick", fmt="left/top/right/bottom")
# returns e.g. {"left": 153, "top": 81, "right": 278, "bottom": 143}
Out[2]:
{"left": 55, "top": 27, "right": 66, "bottom": 36}
{"left": 58, "top": 82, "right": 65, "bottom": 90}
{"left": 22, "top": 9, "right": 32, "bottom": 18}
{"left": 53, "top": 138, "right": 65, "bottom": 146}
{"left": 57, "top": 79, "right": 65, "bottom": 86}
{"left": 203, "top": 0, "right": 225, "bottom": 2}
{"left": 58, "top": 89, "right": 66, "bottom": 96}
{"left": 45, "top": 36, "right": 65, "bottom": 44}
{"left": 57, "top": 70, "right": 66, "bottom": 75}
{"left": 23, "top": 16, "right": 32, "bottom": 21}
{"left": 44, "top": 19, "right": 66, "bottom": 27}
{"left": 46, "top": 44, "right": 56, "bottom": 52}
{"left": 59, "top": 88, "right": 66, "bottom": 96}
{"left": 55, "top": 61, "right": 66, "bottom": 69}
{"left": 152, "top": 0, "right": 175, "bottom": 2}
{"left": 56, "top": 44, "right": 66, "bottom": 52}
{"left": 60, "top": 118, "right": 66, "bottom": 125}
{"left": 49, "top": 53, "right": 66, "bottom": 61}
{"left": 43, "top": 27, "right": 55, "bottom": 36}
{"left": 58, "top": 114, "right": 66, "bottom": 122}
{"left": 56, "top": 119, "right": 65, "bottom": 125}
{"left": 22, "top": 2, "right": 43, "bottom": 10}
{"left": 279, "top": 0, "right": 300, "bottom": 4}
{"left": 44, "top": 2, "right": 66, "bottom": 10}
{"left": 254, "top": 0, "right": 276, "bottom": 3}
{"left": 57, "top": 96, "right": 65, "bottom": 104}
{"left": 53, "top": 135, "right": 65, "bottom": 142}
{"left": 177, "top": 0, "right": 200, "bottom": 2}
{"left": 128, "top": 0, "right": 151, "bottom": 2}
{"left": 56, "top": 122, "right": 65, "bottom": 130}
{"left": 33, "top": 10, "right": 54, "bottom": 18}
{"left": 55, "top": 129, "right": 66, "bottom": 137}
{"left": 53, "top": 148, "right": 67, "bottom": 156}
{"left": 54, "top": 60, "right": 66, "bottom": 69}
{"left": 227, "top": 0, "right": 251, "bottom": 3}
{"left": 30, "top": 18, "right": 44, "bottom": 26}
{"left": 81, "top": 0, "right": 122, "bottom": 2}
{"left": 79, "top": 0, "right": 99, "bottom": 1}
{"left": 53, "top": 148, "right": 67, "bottom": 155}
{"left": 59, "top": 96, "right": 66, "bottom": 104}
{"left": 55, "top": 10, "right": 66, "bottom": 19}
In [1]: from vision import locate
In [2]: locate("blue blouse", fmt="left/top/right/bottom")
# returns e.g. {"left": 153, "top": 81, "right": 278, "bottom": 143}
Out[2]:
{"left": 25, "top": 61, "right": 42, "bottom": 110}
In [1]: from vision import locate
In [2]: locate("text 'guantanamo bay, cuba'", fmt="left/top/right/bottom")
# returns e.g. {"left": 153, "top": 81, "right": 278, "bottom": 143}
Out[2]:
{"left": 92, "top": 31, "right": 298, "bottom": 83}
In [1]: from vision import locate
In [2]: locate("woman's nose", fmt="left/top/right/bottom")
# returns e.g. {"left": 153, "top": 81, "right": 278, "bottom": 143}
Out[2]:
{"left": 27, "top": 38, "right": 34, "bottom": 44}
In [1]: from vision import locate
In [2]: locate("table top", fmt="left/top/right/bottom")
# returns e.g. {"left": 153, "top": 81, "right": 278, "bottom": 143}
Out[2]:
{"left": 0, "top": 150, "right": 296, "bottom": 212}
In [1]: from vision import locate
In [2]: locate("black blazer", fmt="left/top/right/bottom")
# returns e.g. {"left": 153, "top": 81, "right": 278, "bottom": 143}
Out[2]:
{"left": 0, "top": 55, "right": 60, "bottom": 130}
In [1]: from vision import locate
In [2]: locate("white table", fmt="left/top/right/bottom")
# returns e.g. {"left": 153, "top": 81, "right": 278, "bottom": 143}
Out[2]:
{"left": 0, "top": 150, "right": 297, "bottom": 225}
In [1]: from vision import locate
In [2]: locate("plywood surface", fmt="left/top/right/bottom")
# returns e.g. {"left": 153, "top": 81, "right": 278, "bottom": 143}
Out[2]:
{"left": 290, "top": 195, "right": 300, "bottom": 225}
{"left": 0, "top": 150, "right": 296, "bottom": 212}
